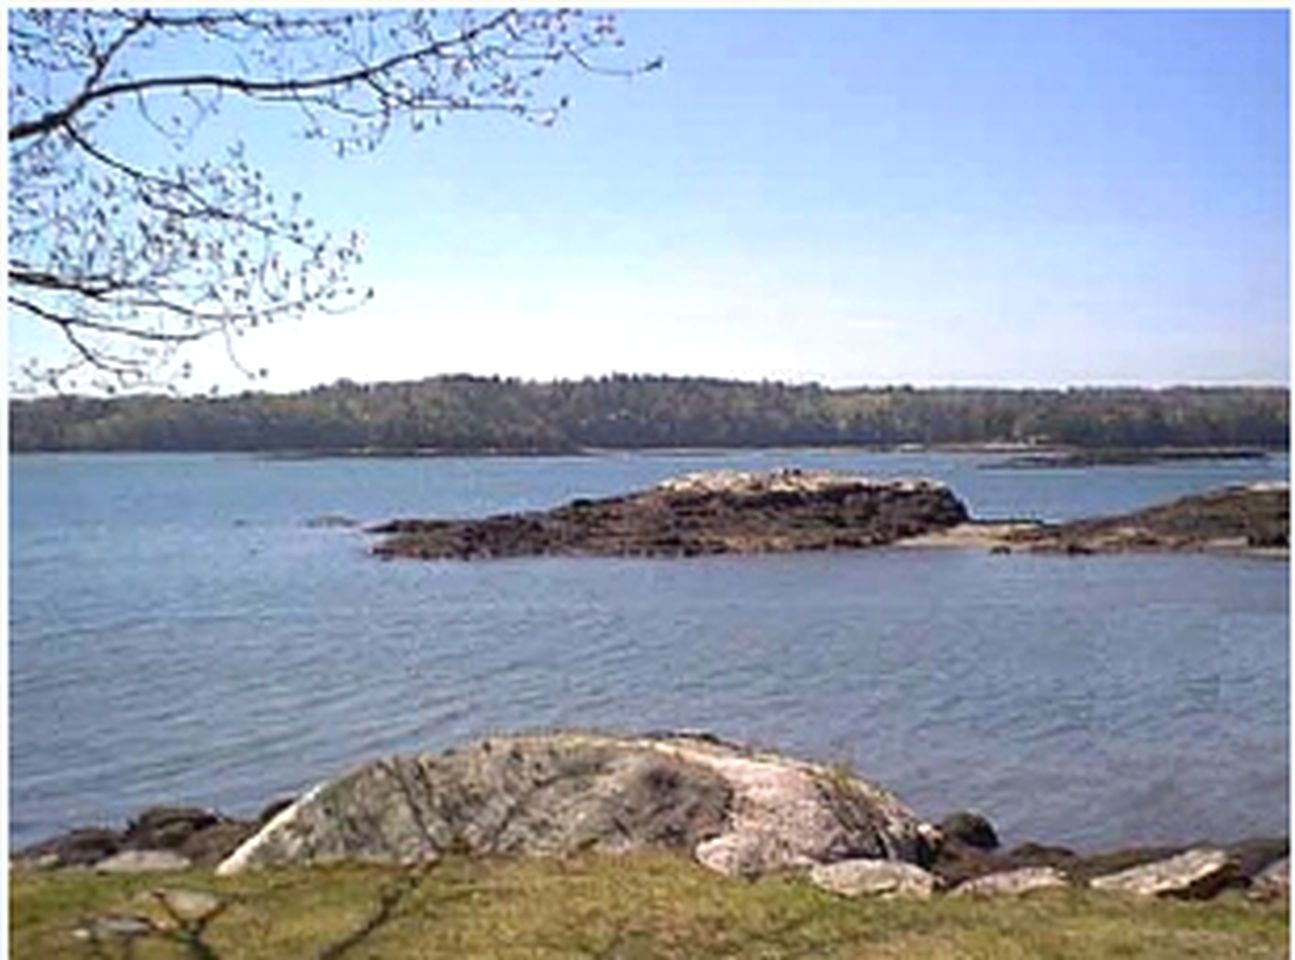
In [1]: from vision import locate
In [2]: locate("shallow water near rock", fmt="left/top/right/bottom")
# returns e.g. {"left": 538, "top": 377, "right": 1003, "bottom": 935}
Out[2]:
{"left": 10, "top": 449, "right": 1289, "bottom": 851}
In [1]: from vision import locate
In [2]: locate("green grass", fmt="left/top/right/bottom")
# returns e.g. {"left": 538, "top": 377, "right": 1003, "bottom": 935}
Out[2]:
{"left": 10, "top": 853, "right": 1289, "bottom": 959}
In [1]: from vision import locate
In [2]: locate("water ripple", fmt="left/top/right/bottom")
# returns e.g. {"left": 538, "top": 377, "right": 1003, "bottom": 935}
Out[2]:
{"left": 10, "top": 452, "right": 1289, "bottom": 849}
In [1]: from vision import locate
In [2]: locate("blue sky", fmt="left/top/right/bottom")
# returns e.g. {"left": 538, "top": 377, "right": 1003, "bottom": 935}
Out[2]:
{"left": 10, "top": 9, "right": 1290, "bottom": 392}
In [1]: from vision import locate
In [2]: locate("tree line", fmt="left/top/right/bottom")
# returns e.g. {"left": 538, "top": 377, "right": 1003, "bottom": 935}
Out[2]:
{"left": 9, "top": 375, "right": 1289, "bottom": 453}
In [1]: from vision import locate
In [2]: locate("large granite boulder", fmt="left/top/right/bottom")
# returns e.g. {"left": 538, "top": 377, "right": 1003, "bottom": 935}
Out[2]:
{"left": 217, "top": 732, "right": 932, "bottom": 877}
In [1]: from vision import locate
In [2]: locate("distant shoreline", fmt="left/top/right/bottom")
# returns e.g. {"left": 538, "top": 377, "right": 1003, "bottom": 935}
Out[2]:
{"left": 10, "top": 443, "right": 1286, "bottom": 462}
{"left": 11, "top": 377, "right": 1287, "bottom": 454}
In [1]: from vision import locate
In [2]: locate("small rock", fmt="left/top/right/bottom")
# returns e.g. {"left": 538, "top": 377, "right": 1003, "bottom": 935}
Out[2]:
{"left": 146, "top": 888, "right": 225, "bottom": 924}
{"left": 12, "top": 852, "right": 60, "bottom": 871}
{"left": 16, "top": 827, "right": 123, "bottom": 868}
{"left": 95, "top": 850, "right": 192, "bottom": 874}
{"left": 1089, "top": 847, "right": 1235, "bottom": 899}
{"left": 930, "top": 838, "right": 1079, "bottom": 888}
{"left": 1225, "top": 836, "right": 1288, "bottom": 883}
{"left": 72, "top": 914, "right": 155, "bottom": 942}
{"left": 938, "top": 811, "right": 999, "bottom": 852}
{"left": 952, "top": 866, "right": 1069, "bottom": 897}
{"left": 809, "top": 859, "right": 940, "bottom": 899}
{"left": 1249, "top": 857, "right": 1289, "bottom": 900}
{"left": 1007, "top": 841, "right": 1077, "bottom": 863}
{"left": 1064, "top": 844, "right": 1180, "bottom": 884}
{"left": 928, "top": 841, "right": 1000, "bottom": 886}
{"left": 179, "top": 820, "right": 258, "bottom": 867}
{"left": 125, "top": 806, "right": 219, "bottom": 850}
{"left": 258, "top": 796, "right": 297, "bottom": 825}
{"left": 305, "top": 514, "right": 358, "bottom": 529}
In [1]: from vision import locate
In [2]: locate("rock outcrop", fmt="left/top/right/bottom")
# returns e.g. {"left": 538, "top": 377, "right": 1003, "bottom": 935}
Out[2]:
{"left": 370, "top": 472, "right": 1288, "bottom": 561}
{"left": 1005, "top": 483, "right": 1289, "bottom": 556}
{"left": 216, "top": 732, "right": 932, "bottom": 878}
{"left": 370, "top": 469, "right": 970, "bottom": 560}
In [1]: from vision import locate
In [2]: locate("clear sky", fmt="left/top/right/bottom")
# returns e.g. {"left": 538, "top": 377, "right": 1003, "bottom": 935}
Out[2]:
{"left": 10, "top": 8, "right": 1291, "bottom": 392}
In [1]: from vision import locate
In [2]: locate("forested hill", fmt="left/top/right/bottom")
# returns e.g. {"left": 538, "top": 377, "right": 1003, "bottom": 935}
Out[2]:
{"left": 9, "top": 376, "right": 1289, "bottom": 453}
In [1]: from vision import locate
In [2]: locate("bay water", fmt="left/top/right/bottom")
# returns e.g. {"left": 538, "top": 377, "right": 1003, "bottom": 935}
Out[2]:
{"left": 10, "top": 449, "right": 1289, "bottom": 852}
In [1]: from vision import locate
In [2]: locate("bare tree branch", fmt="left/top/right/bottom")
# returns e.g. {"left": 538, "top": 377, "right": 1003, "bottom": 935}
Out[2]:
{"left": 7, "top": 8, "right": 658, "bottom": 393}
{"left": 10, "top": 11, "right": 518, "bottom": 142}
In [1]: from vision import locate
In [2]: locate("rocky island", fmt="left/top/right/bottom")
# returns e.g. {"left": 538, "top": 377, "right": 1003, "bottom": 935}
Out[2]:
{"left": 370, "top": 469, "right": 971, "bottom": 560}
{"left": 1000, "top": 482, "right": 1289, "bottom": 556}
{"left": 368, "top": 470, "right": 1288, "bottom": 562}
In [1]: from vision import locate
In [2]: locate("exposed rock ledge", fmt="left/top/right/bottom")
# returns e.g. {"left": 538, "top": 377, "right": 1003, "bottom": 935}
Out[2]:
{"left": 1004, "top": 482, "right": 1288, "bottom": 556}
{"left": 214, "top": 731, "right": 932, "bottom": 877}
{"left": 370, "top": 469, "right": 970, "bottom": 560}
{"left": 906, "top": 482, "right": 1289, "bottom": 558}
{"left": 368, "top": 471, "right": 1287, "bottom": 561}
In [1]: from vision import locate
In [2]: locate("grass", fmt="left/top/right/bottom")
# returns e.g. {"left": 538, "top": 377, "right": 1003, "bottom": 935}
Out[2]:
{"left": 10, "top": 852, "right": 1289, "bottom": 959}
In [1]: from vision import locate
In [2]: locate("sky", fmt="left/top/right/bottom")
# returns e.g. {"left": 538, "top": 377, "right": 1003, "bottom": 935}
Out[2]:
{"left": 9, "top": 8, "right": 1291, "bottom": 393}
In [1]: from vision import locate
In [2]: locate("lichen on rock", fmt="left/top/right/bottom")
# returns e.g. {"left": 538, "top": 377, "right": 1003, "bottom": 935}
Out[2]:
{"left": 216, "top": 732, "right": 931, "bottom": 878}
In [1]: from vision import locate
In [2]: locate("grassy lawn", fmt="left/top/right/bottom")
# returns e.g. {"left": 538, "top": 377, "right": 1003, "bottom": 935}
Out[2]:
{"left": 10, "top": 853, "right": 1289, "bottom": 959}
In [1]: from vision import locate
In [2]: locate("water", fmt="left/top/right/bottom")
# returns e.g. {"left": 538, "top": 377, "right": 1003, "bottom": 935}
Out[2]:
{"left": 10, "top": 449, "right": 1289, "bottom": 851}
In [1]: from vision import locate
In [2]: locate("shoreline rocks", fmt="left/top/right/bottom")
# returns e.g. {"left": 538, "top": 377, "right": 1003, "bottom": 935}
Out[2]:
{"left": 13, "top": 805, "right": 264, "bottom": 872}
{"left": 16, "top": 732, "right": 1286, "bottom": 907}
{"left": 984, "top": 447, "right": 1272, "bottom": 470}
{"left": 370, "top": 469, "right": 970, "bottom": 560}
